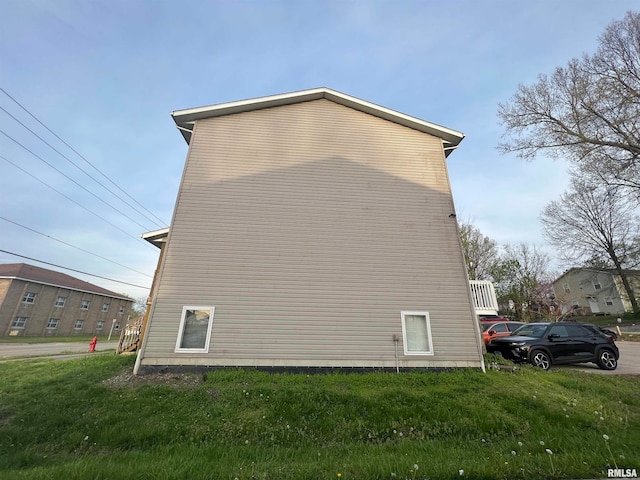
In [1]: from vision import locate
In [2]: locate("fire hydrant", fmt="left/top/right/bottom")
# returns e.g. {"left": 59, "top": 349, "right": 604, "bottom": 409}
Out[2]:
{"left": 89, "top": 336, "right": 98, "bottom": 352}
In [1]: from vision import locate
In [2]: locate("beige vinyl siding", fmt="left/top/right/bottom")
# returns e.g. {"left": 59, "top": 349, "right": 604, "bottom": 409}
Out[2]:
{"left": 141, "top": 99, "right": 482, "bottom": 368}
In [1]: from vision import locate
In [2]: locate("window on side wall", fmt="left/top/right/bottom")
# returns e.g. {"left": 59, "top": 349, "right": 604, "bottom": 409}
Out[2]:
{"left": 55, "top": 296, "right": 66, "bottom": 307}
{"left": 175, "top": 306, "right": 215, "bottom": 353}
{"left": 12, "top": 317, "right": 27, "bottom": 328}
{"left": 80, "top": 300, "right": 90, "bottom": 310}
{"left": 401, "top": 311, "right": 434, "bottom": 355}
{"left": 47, "top": 318, "right": 58, "bottom": 329}
{"left": 73, "top": 320, "right": 84, "bottom": 330}
{"left": 22, "top": 292, "right": 36, "bottom": 304}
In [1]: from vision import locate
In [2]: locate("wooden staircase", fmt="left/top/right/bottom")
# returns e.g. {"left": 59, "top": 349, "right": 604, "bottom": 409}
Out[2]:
{"left": 116, "top": 320, "right": 143, "bottom": 354}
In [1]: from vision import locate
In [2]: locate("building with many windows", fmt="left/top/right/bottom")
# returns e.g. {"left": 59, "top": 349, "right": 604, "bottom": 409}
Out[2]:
{"left": 0, "top": 263, "right": 134, "bottom": 337}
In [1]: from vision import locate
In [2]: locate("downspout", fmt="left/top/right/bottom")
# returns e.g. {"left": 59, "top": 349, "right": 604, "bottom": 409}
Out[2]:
{"left": 393, "top": 334, "right": 400, "bottom": 373}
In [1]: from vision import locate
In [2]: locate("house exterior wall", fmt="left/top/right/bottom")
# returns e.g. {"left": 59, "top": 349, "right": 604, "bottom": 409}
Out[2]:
{"left": 552, "top": 269, "right": 632, "bottom": 315}
{"left": 614, "top": 273, "right": 640, "bottom": 313}
{"left": 0, "top": 278, "right": 133, "bottom": 336}
{"left": 140, "top": 99, "right": 483, "bottom": 369}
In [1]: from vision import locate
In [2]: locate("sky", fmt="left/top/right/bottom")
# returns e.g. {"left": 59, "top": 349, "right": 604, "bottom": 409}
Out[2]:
{"left": 1, "top": 0, "right": 638, "bottom": 300}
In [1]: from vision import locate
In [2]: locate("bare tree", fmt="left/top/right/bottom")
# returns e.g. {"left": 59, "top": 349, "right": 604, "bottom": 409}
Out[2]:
{"left": 490, "top": 243, "right": 552, "bottom": 321}
{"left": 540, "top": 176, "right": 639, "bottom": 312}
{"left": 498, "top": 11, "right": 640, "bottom": 198}
{"left": 459, "top": 222, "right": 499, "bottom": 280}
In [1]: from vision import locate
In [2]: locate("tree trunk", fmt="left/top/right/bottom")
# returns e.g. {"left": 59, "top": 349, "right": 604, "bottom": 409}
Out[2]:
{"left": 610, "top": 251, "right": 639, "bottom": 313}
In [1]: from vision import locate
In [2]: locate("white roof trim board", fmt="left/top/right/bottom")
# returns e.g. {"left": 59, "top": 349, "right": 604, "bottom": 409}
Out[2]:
{"left": 171, "top": 88, "right": 465, "bottom": 150}
{"left": 141, "top": 227, "right": 170, "bottom": 248}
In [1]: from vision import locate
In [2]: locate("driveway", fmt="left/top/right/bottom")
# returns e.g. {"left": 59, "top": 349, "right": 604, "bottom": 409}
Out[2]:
{"left": 554, "top": 340, "right": 640, "bottom": 375}
{"left": 0, "top": 340, "right": 120, "bottom": 361}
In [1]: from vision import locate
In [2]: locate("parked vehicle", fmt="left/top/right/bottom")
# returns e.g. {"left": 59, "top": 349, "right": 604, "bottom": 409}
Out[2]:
{"left": 599, "top": 327, "right": 618, "bottom": 341}
{"left": 479, "top": 314, "right": 511, "bottom": 322}
{"left": 481, "top": 321, "right": 524, "bottom": 344}
{"left": 486, "top": 322, "right": 619, "bottom": 371}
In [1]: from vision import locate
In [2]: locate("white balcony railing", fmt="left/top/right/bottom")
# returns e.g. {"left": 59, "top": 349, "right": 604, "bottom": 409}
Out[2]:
{"left": 469, "top": 280, "right": 499, "bottom": 316}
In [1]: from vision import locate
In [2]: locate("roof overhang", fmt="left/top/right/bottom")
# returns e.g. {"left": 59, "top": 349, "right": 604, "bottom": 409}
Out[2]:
{"left": 141, "top": 227, "right": 169, "bottom": 249}
{"left": 171, "top": 88, "right": 465, "bottom": 155}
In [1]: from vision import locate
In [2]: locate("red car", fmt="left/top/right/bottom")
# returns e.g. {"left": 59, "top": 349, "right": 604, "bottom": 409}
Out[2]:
{"left": 481, "top": 321, "right": 525, "bottom": 344}
{"left": 479, "top": 314, "right": 511, "bottom": 322}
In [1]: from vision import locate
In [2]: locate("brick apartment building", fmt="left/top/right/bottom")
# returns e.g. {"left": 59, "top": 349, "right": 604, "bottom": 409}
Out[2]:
{"left": 0, "top": 263, "right": 134, "bottom": 337}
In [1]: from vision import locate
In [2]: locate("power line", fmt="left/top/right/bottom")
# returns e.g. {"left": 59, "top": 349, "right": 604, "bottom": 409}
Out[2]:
{"left": 0, "top": 105, "right": 164, "bottom": 230}
{"left": 0, "top": 86, "right": 167, "bottom": 226}
{"left": 0, "top": 249, "right": 150, "bottom": 290}
{"left": 0, "top": 154, "right": 157, "bottom": 250}
{"left": 0, "top": 216, "right": 153, "bottom": 278}
{"left": 0, "top": 129, "right": 153, "bottom": 231}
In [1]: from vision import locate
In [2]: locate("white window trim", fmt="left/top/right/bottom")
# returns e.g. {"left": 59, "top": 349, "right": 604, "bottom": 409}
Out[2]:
{"left": 175, "top": 306, "right": 215, "bottom": 353}
{"left": 12, "top": 317, "right": 27, "bottom": 328}
{"left": 401, "top": 310, "right": 434, "bottom": 356}
{"left": 80, "top": 300, "right": 90, "bottom": 310}
{"left": 22, "top": 292, "right": 36, "bottom": 304}
{"left": 47, "top": 319, "right": 58, "bottom": 329}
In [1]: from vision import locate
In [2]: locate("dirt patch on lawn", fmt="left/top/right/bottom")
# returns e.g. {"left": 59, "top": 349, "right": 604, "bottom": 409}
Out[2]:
{"left": 102, "top": 366, "right": 203, "bottom": 389}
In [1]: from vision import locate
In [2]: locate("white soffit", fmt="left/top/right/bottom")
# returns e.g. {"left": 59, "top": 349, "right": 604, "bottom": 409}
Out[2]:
{"left": 171, "top": 88, "right": 465, "bottom": 148}
{"left": 141, "top": 227, "right": 169, "bottom": 248}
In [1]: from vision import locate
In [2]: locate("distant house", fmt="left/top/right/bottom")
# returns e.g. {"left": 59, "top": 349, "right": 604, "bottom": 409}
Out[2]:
{"left": 134, "top": 88, "right": 485, "bottom": 374}
{"left": 0, "top": 263, "right": 134, "bottom": 336}
{"left": 552, "top": 267, "right": 640, "bottom": 315}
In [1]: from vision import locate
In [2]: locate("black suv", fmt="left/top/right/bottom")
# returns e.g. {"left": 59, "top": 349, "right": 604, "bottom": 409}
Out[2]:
{"left": 486, "top": 322, "right": 619, "bottom": 371}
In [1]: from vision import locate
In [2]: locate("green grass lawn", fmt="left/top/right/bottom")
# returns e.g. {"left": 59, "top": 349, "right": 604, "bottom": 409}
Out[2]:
{"left": 0, "top": 354, "right": 638, "bottom": 479}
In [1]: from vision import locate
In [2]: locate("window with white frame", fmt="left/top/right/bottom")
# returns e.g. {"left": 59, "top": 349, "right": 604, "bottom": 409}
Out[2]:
{"left": 401, "top": 311, "right": 434, "bottom": 355}
{"left": 102, "top": 302, "right": 109, "bottom": 312}
{"left": 605, "top": 297, "right": 614, "bottom": 306}
{"left": 55, "top": 296, "right": 66, "bottom": 307}
{"left": 22, "top": 292, "right": 36, "bottom": 304}
{"left": 80, "top": 300, "right": 90, "bottom": 310}
{"left": 119, "top": 306, "right": 125, "bottom": 314}
{"left": 96, "top": 320, "right": 104, "bottom": 330}
{"left": 73, "top": 320, "right": 84, "bottom": 330}
{"left": 47, "top": 318, "right": 59, "bottom": 329}
{"left": 593, "top": 279, "right": 602, "bottom": 290}
{"left": 175, "top": 306, "right": 215, "bottom": 352}
{"left": 12, "top": 317, "right": 27, "bottom": 328}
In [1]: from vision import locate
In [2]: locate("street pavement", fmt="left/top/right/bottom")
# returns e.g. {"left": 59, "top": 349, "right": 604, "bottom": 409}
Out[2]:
{"left": 0, "top": 340, "right": 120, "bottom": 362}
{"left": 556, "top": 340, "right": 640, "bottom": 375}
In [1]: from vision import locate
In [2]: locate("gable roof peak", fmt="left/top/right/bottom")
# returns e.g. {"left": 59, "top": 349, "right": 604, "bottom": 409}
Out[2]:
{"left": 171, "top": 87, "right": 465, "bottom": 153}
